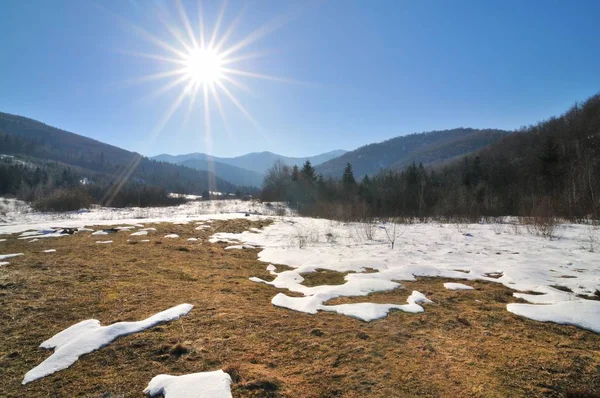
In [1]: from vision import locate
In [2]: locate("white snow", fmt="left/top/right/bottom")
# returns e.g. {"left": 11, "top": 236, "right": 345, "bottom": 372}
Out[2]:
{"left": 140, "top": 239, "right": 150, "bottom": 243}
{"left": 224, "top": 244, "right": 255, "bottom": 250}
{"left": 144, "top": 370, "right": 232, "bottom": 398}
{"left": 0, "top": 238, "right": 6, "bottom": 242}
{"left": 187, "top": 238, "right": 198, "bottom": 242}
{"left": 95, "top": 240, "right": 113, "bottom": 244}
{"left": 195, "top": 225, "right": 211, "bottom": 230}
{"left": 212, "top": 217, "right": 600, "bottom": 331}
{"left": 43, "top": 249, "right": 56, "bottom": 253}
{"left": 130, "top": 230, "right": 148, "bottom": 236}
{"left": 22, "top": 303, "right": 193, "bottom": 384}
{"left": 0, "top": 261, "right": 9, "bottom": 266}
{"left": 320, "top": 291, "right": 433, "bottom": 322}
{"left": 164, "top": 234, "right": 179, "bottom": 239}
{"left": 0, "top": 253, "right": 23, "bottom": 260}
{"left": 507, "top": 300, "right": 600, "bottom": 333}
{"left": 139, "top": 227, "right": 157, "bottom": 232}
{"left": 0, "top": 198, "right": 276, "bottom": 236}
{"left": 91, "top": 231, "right": 109, "bottom": 236}
{"left": 444, "top": 282, "right": 475, "bottom": 290}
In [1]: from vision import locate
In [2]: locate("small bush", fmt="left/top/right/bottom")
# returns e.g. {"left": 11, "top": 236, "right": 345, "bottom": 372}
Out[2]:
{"left": 33, "top": 189, "right": 92, "bottom": 212}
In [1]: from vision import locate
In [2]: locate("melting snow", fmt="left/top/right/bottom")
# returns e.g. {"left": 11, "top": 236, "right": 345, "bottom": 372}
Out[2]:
{"left": 0, "top": 261, "right": 9, "bottom": 266}
{"left": 213, "top": 217, "right": 600, "bottom": 331}
{"left": 164, "top": 234, "right": 179, "bottom": 239}
{"left": 130, "top": 231, "right": 148, "bottom": 236}
{"left": 43, "top": 249, "right": 56, "bottom": 253}
{"left": 144, "top": 370, "right": 232, "bottom": 398}
{"left": 0, "top": 253, "right": 23, "bottom": 260}
{"left": 22, "top": 303, "right": 193, "bottom": 384}
{"left": 96, "top": 240, "right": 113, "bottom": 244}
{"left": 507, "top": 300, "right": 600, "bottom": 333}
{"left": 444, "top": 282, "right": 475, "bottom": 290}
{"left": 224, "top": 244, "right": 255, "bottom": 250}
{"left": 187, "top": 238, "right": 198, "bottom": 242}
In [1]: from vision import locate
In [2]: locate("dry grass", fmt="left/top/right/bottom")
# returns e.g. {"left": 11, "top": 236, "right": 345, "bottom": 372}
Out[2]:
{"left": 0, "top": 219, "right": 599, "bottom": 398}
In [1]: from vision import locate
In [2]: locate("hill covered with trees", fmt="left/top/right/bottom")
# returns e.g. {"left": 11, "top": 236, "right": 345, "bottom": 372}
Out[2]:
{"left": 263, "top": 94, "right": 600, "bottom": 220}
{"left": 316, "top": 128, "right": 508, "bottom": 177}
{"left": 0, "top": 112, "right": 245, "bottom": 209}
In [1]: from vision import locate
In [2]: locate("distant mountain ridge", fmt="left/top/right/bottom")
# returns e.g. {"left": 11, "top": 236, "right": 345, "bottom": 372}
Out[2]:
{"left": 0, "top": 112, "right": 238, "bottom": 194}
{"left": 153, "top": 149, "right": 348, "bottom": 176}
{"left": 316, "top": 128, "right": 509, "bottom": 177}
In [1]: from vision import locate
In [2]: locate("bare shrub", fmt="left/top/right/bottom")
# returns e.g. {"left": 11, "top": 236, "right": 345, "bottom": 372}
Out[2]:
{"left": 33, "top": 189, "right": 92, "bottom": 212}
{"left": 525, "top": 199, "right": 560, "bottom": 239}
{"left": 525, "top": 217, "right": 559, "bottom": 239}
{"left": 584, "top": 224, "right": 598, "bottom": 252}
{"left": 352, "top": 219, "right": 376, "bottom": 241}
{"left": 381, "top": 217, "right": 405, "bottom": 249}
{"left": 294, "top": 226, "right": 319, "bottom": 249}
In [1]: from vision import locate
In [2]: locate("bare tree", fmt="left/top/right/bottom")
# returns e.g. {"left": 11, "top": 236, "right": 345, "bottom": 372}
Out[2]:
{"left": 382, "top": 217, "right": 404, "bottom": 249}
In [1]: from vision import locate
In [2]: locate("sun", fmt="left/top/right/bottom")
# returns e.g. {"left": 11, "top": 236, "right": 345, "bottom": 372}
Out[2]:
{"left": 184, "top": 47, "right": 223, "bottom": 86}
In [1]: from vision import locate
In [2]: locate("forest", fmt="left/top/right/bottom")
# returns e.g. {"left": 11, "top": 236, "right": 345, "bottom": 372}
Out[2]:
{"left": 262, "top": 94, "right": 600, "bottom": 221}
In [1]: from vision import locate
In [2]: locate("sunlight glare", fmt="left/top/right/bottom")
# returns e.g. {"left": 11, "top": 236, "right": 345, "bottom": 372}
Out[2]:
{"left": 184, "top": 47, "right": 223, "bottom": 85}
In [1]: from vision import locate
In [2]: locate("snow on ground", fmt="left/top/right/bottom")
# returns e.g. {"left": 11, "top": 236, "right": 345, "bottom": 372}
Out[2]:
{"left": 0, "top": 198, "right": 288, "bottom": 235}
{"left": 0, "top": 261, "right": 9, "bottom": 266}
{"left": 130, "top": 230, "right": 148, "bottom": 236}
{"left": 22, "top": 304, "right": 193, "bottom": 384}
{"left": 43, "top": 249, "right": 56, "bottom": 253}
{"left": 213, "top": 217, "right": 600, "bottom": 331}
{"left": 0, "top": 238, "right": 6, "bottom": 242}
{"left": 95, "top": 241, "right": 113, "bottom": 244}
{"left": 144, "top": 370, "right": 232, "bottom": 398}
{"left": 0, "top": 253, "right": 23, "bottom": 260}
{"left": 444, "top": 282, "right": 475, "bottom": 290}
{"left": 224, "top": 244, "right": 255, "bottom": 250}
{"left": 187, "top": 238, "right": 198, "bottom": 242}
{"left": 164, "top": 234, "right": 179, "bottom": 239}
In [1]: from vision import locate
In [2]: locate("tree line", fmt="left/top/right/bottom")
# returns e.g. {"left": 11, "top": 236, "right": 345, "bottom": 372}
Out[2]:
{"left": 261, "top": 94, "right": 600, "bottom": 221}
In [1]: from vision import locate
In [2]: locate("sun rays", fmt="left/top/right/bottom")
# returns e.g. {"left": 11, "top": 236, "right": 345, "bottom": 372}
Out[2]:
{"left": 100, "top": 0, "right": 305, "bottom": 205}
{"left": 121, "top": 0, "right": 302, "bottom": 138}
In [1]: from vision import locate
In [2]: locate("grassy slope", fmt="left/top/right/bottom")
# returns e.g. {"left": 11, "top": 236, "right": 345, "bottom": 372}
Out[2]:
{"left": 0, "top": 220, "right": 599, "bottom": 397}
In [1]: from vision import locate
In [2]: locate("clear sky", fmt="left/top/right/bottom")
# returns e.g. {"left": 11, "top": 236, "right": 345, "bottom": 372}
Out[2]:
{"left": 1, "top": 0, "right": 599, "bottom": 158}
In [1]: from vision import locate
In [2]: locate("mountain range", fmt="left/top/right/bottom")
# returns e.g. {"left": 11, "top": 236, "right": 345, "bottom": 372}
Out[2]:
{"left": 152, "top": 150, "right": 348, "bottom": 187}
{"left": 1, "top": 110, "right": 513, "bottom": 192}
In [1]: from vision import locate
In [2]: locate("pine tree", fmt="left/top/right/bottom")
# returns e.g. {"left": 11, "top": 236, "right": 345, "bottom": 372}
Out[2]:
{"left": 300, "top": 160, "right": 317, "bottom": 183}
{"left": 342, "top": 162, "right": 356, "bottom": 190}
{"left": 291, "top": 165, "right": 300, "bottom": 181}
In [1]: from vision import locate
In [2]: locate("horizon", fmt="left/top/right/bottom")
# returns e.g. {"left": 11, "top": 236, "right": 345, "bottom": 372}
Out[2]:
{"left": 2, "top": 0, "right": 600, "bottom": 158}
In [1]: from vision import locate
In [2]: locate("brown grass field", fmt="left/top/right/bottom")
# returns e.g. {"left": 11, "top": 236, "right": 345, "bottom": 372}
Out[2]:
{"left": 0, "top": 219, "right": 599, "bottom": 397}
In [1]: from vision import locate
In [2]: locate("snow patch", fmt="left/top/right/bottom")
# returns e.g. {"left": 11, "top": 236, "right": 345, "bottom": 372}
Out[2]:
{"left": 0, "top": 253, "right": 23, "bottom": 261}
{"left": 144, "top": 370, "right": 232, "bottom": 398}
{"left": 96, "top": 240, "right": 113, "bottom": 244}
{"left": 164, "top": 234, "right": 179, "bottom": 239}
{"left": 130, "top": 231, "right": 148, "bottom": 236}
{"left": 43, "top": 249, "right": 56, "bottom": 253}
{"left": 22, "top": 303, "right": 193, "bottom": 384}
{"left": 444, "top": 282, "right": 475, "bottom": 290}
{"left": 507, "top": 300, "right": 600, "bottom": 333}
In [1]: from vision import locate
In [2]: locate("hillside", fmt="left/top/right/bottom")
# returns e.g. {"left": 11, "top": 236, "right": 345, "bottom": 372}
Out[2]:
{"left": 153, "top": 149, "right": 348, "bottom": 175}
{"left": 316, "top": 128, "right": 508, "bottom": 177}
{"left": 0, "top": 112, "right": 237, "bottom": 194}
{"left": 178, "top": 158, "right": 264, "bottom": 187}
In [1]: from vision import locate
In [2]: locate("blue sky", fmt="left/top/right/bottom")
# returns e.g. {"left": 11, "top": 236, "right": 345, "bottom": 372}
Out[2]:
{"left": 1, "top": 0, "right": 599, "bottom": 158}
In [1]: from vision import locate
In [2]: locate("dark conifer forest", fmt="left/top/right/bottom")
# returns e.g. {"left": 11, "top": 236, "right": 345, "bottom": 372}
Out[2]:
{"left": 262, "top": 94, "right": 600, "bottom": 220}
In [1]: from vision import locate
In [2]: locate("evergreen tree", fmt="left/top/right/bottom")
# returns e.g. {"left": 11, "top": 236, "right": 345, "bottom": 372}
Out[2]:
{"left": 342, "top": 162, "right": 356, "bottom": 190}
{"left": 291, "top": 165, "right": 300, "bottom": 181}
{"left": 300, "top": 160, "right": 317, "bottom": 183}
